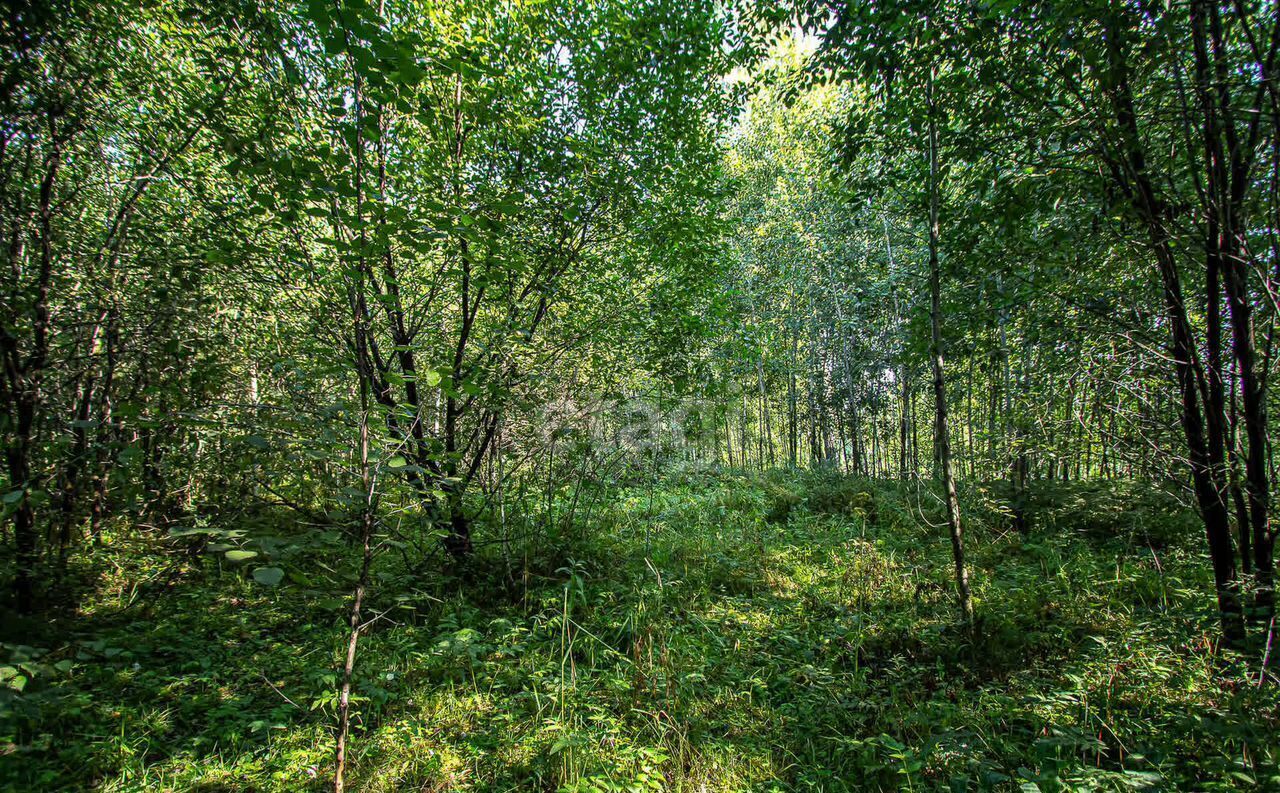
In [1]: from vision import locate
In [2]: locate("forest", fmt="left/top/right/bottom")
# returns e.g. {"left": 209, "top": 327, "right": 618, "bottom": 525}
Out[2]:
{"left": 2, "top": 0, "right": 1280, "bottom": 789}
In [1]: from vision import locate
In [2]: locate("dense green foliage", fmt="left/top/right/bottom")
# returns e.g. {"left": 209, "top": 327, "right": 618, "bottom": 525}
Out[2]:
{"left": 4, "top": 0, "right": 1280, "bottom": 789}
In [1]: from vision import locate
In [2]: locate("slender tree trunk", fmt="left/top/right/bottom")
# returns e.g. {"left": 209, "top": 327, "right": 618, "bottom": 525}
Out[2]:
{"left": 334, "top": 455, "right": 374, "bottom": 793}
{"left": 334, "top": 54, "right": 379, "bottom": 793}
{"left": 900, "top": 366, "right": 910, "bottom": 480}
{"left": 1011, "top": 331, "right": 1031, "bottom": 535}
{"left": 926, "top": 74, "right": 974, "bottom": 625}
{"left": 1229, "top": 356, "right": 1252, "bottom": 574}
{"left": 787, "top": 351, "right": 799, "bottom": 467}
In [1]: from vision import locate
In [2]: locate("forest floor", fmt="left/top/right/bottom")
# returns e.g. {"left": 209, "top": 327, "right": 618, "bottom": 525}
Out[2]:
{"left": 3, "top": 471, "right": 1279, "bottom": 792}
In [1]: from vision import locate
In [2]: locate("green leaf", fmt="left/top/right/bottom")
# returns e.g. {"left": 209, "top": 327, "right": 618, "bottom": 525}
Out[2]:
{"left": 252, "top": 567, "right": 285, "bottom": 586}
{"left": 168, "top": 527, "right": 211, "bottom": 538}
{"left": 225, "top": 550, "right": 259, "bottom": 562}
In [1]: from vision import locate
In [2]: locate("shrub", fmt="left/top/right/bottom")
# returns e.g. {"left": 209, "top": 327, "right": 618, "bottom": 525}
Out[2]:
{"left": 804, "top": 470, "right": 876, "bottom": 523}
{"left": 763, "top": 480, "right": 803, "bottom": 523}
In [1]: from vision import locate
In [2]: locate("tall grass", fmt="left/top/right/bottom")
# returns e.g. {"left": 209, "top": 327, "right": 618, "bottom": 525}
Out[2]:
{"left": 2, "top": 472, "right": 1276, "bottom": 791}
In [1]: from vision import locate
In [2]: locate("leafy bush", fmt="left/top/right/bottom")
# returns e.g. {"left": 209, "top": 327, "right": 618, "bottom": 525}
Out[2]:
{"left": 761, "top": 477, "right": 803, "bottom": 524}
{"left": 803, "top": 470, "right": 877, "bottom": 522}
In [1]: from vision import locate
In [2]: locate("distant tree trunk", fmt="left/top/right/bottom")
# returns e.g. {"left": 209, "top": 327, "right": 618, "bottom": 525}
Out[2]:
{"left": 911, "top": 386, "right": 920, "bottom": 475}
{"left": 756, "top": 358, "right": 775, "bottom": 467}
{"left": 882, "top": 214, "right": 910, "bottom": 482}
{"left": 900, "top": 366, "right": 910, "bottom": 480}
{"left": 89, "top": 317, "right": 118, "bottom": 542}
{"left": 986, "top": 362, "right": 1000, "bottom": 476}
{"left": 756, "top": 393, "right": 765, "bottom": 467}
{"left": 964, "top": 355, "right": 974, "bottom": 480}
{"left": 787, "top": 352, "right": 799, "bottom": 467}
{"left": 869, "top": 406, "right": 879, "bottom": 477}
{"left": 1011, "top": 332, "right": 1031, "bottom": 535}
{"left": 58, "top": 294, "right": 117, "bottom": 565}
{"left": 725, "top": 408, "right": 736, "bottom": 468}
{"left": 850, "top": 400, "right": 864, "bottom": 475}
{"left": 58, "top": 368, "right": 96, "bottom": 564}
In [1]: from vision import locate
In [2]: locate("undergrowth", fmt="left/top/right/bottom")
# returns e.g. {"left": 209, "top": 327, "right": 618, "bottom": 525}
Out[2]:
{"left": 1, "top": 472, "right": 1277, "bottom": 791}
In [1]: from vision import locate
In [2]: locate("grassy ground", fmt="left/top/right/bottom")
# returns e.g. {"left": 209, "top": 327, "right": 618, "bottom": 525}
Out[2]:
{"left": 2, "top": 470, "right": 1278, "bottom": 791}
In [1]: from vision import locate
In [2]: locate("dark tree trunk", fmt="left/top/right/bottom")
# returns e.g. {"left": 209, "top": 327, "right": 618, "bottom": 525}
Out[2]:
{"left": 1099, "top": 16, "right": 1244, "bottom": 644}
{"left": 926, "top": 74, "right": 974, "bottom": 625}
